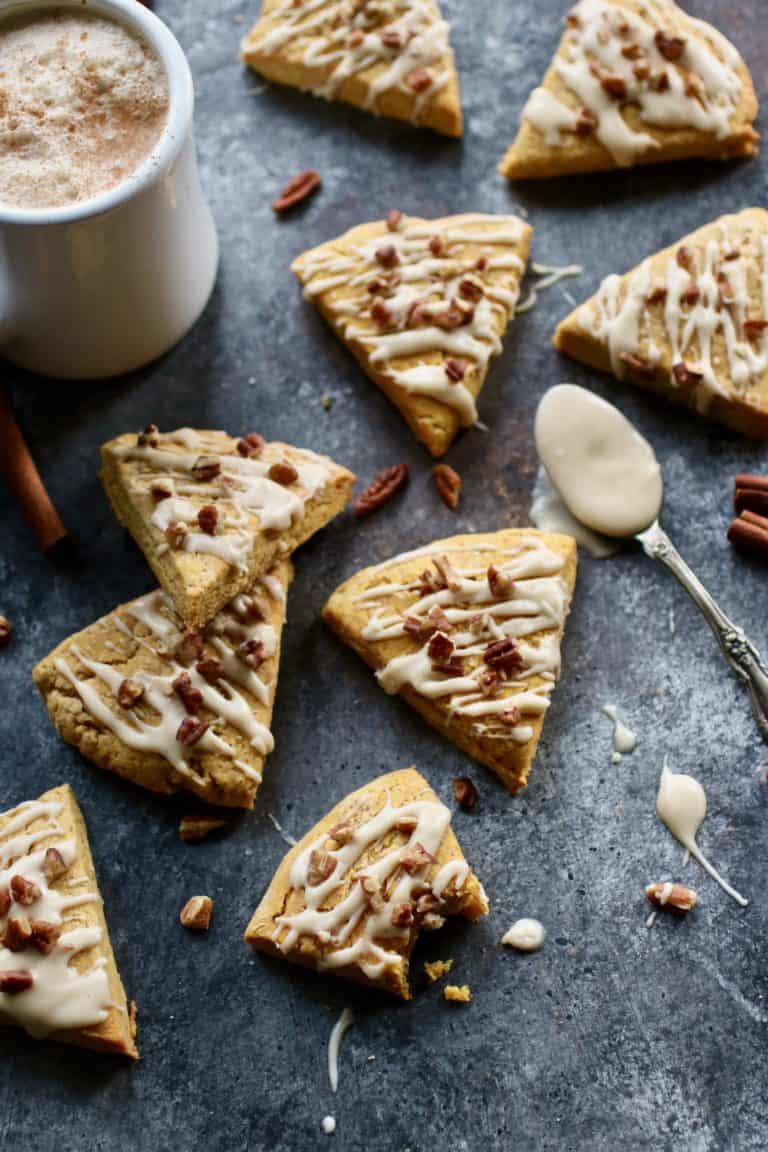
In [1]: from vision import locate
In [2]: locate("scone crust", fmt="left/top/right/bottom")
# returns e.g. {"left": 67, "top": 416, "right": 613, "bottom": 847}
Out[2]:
{"left": 293, "top": 215, "right": 532, "bottom": 457}
{"left": 245, "top": 766, "right": 487, "bottom": 999}
{"left": 0, "top": 784, "right": 137, "bottom": 1058}
{"left": 323, "top": 531, "right": 578, "bottom": 792}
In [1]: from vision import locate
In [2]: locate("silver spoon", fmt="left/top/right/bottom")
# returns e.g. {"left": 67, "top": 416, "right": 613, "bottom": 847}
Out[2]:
{"left": 535, "top": 384, "right": 768, "bottom": 742}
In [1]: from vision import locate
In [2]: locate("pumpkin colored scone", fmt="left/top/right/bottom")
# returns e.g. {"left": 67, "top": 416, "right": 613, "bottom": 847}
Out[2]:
{"left": 499, "top": 0, "right": 758, "bottom": 181}
{"left": 554, "top": 208, "right": 768, "bottom": 437}
{"left": 292, "top": 213, "right": 531, "bottom": 457}
{"left": 100, "top": 426, "right": 355, "bottom": 630}
{"left": 245, "top": 767, "right": 487, "bottom": 999}
{"left": 33, "top": 564, "right": 292, "bottom": 809}
{"left": 0, "top": 784, "right": 137, "bottom": 1057}
{"left": 241, "top": 0, "right": 462, "bottom": 138}
{"left": 323, "top": 531, "right": 578, "bottom": 793}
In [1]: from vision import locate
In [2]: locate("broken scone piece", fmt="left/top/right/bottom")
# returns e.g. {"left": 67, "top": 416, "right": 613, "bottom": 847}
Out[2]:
{"left": 33, "top": 565, "right": 292, "bottom": 809}
{"left": 242, "top": 0, "right": 462, "bottom": 138}
{"left": 323, "top": 531, "right": 577, "bottom": 793}
{"left": 0, "top": 784, "right": 136, "bottom": 1057}
{"left": 499, "top": 0, "right": 758, "bottom": 181}
{"left": 293, "top": 213, "right": 531, "bottom": 457}
{"left": 101, "top": 426, "right": 354, "bottom": 629}
{"left": 245, "top": 767, "right": 487, "bottom": 999}
{"left": 555, "top": 208, "right": 768, "bottom": 437}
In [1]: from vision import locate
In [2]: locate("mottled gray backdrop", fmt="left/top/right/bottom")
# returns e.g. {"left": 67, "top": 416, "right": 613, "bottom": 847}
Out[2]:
{"left": 1, "top": 1, "right": 768, "bottom": 1149}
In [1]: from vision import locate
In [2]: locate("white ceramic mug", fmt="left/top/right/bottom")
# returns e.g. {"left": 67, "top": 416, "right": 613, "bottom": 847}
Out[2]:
{"left": 0, "top": 0, "right": 218, "bottom": 379}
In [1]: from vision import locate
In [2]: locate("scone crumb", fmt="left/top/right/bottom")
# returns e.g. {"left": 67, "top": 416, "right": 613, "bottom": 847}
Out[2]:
{"left": 443, "top": 983, "right": 471, "bottom": 1003}
{"left": 129, "top": 1000, "right": 139, "bottom": 1038}
{"left": 179, "top": 816, "right": 228, "bottom": 843}
{"left": 180, "top": 895, "right": 213, "bottom": 932}
{"left": 424, "top": 958, "right": 454, "bottom": 983}
{"left": 0, "top": 615, "right": 12, "bottom": 648}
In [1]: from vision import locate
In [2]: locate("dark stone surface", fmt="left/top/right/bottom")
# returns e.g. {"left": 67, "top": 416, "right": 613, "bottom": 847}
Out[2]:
{"left": 2, "top": 1, "right": 768, "bottom": 1148}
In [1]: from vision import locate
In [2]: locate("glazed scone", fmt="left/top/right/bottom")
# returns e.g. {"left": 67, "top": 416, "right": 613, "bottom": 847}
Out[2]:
{"left": 33, "top": 565, "right": 292, "bottom": 809}
{"left": 245, "top": 767, "right": 487, "bottom": 999}
{"left": 323, "top": 531, "right": 577, "bottom": 793}
{"left": 101, "top": 426, "right": 355, "bottom": 630}
{"left": 499, "top": 0, "right": 758, "bottom": 181}
{"left": 554, "top": 208, "right": 768, "bottom": 437}
{"left": 0, "top": 784, "right": 137, "bottom": 1057}
{"left": 293, "top": 214, "right": 531, "bottom": 457}
{"left": 241, "top": 0, "right": 462, "bottom": 138}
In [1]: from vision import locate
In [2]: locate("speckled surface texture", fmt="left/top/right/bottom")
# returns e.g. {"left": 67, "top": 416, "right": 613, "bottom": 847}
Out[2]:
{"left": 2, "top": 1, "right": 768, "bottom": 1148}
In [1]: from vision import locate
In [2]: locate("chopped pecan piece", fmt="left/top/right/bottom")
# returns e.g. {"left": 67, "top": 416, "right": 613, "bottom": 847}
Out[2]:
{"left": 484, "top": 638, "right": 524, "bottom": 675}
{"left": 179, "top": 816, "right": 227, "bottom": 843}
{"left": 386, "top": 209, "right": 403, "bottom": 231}
{"left": 646, "top": 285, "right": 667, "bottom": 304}
{"left": 391, "top": 902, "right": 415, "bottom": 927}
{"left": 375, "top": 244, "right": 399, "bottom": 269}
{"left": 400, "top": 842, "right": 434, "bottom": 875}
{"left": 195, "top": 656, "right": 224, "bottom": 683}
{"left": 176, "top": 717, "right": 209, "bottom": 747}
{"left": 197, "top": 504, "right": 218, "bottom": 535}
{"left": 432, "top": 553, "right": 462, "bottom": 592}
{"left": 137, "top": 423, "right": 159, "bottom": 447}
{"left": 479, "top": 668, "right": 499, "bottom": 697}
{"left": 239, "top": 638, "right": 266, "bottom": 669}
{"left": 237, "top": 432, "right": 265, "bottom": 457}
{"left": 648, "top": 69, "right": 670, "bottom": 92}
{"left": 500, "top": 704, "right": 523, "bottom": 726}
{"left": 671, "top": 361, "right": 703, "bottom": 389}
{"left": 328, "top": 821, "right": 356, "bottom": 845}
{"left": 717, "top": 271, "right": 735, "bottom": 305}
{"left": 474, "top": 255, "right": 488, "bottom": 271}
{"left": 680, "top": 284, "right": 700, "bottom": 305}
{"left": 172, "top": 672, "right": 204, "bottom": 716}
{"left": 458, "top": 276, "right": 484, "bottom": 302}
{"left": 429, "top": 234, "right": 444, "bottom": 257}
{"left": 370, "top": 296, "right": 395, "bottom": 328}
{"left": 355, "top": 463, "right": 408, "bottom": 517}
{"left": 43, "top": 847, "right": 67, "bottom": 884}
{"left": 618, "top": 351, "right": 655, "bottom": 379}
{"left": 117, "top": 678, "right": 144, "bottom": 709}
{"left": 407, "top": 66, "right": 433, "bottom": 92}
{"left": 381, "top": 27, "right": 402, "bottom": 48}
{"left": 445, "top": 358, "right": 467, "bottom": 383}
{"left": 633, "top": 60, "right": 650, "bottom": 81}
{"left": 744, "top": 318, "right": 768, "bottom": 339}
{"left": 427, "top": 631, "right": 455, "bottom": 663}
{"left": 347, "top": 28, "right": 364, "bottom": 47}
{"left": 0, "top": 888, "right": 9, "bottom": 918}
{"left": 150, "top": 482, "right": 172, "bottom": 502}
{"left": 191, "top": 455, "right": 221, "bottom": 482}
{"left": 599, "top": 73, "right": 627, "bottom": 100}
{"left": 487, "top": 564, "right": 515, "bottom": 597}
{"left": 433, "top": 464, "right": 461, "bottom": 510}
{"left": 422, "top": 912, "right": 446, "bottom": 930}
{"left": 621, "top": 42, "right": 642, "bottom": 60}
{"left": 432, "top": 305, "right": 467, "bottom": 331}
{"left": 3, "top": 915, "right": 32, "bottom": 951}
{"left": 272, "top": 169, "right": 321, "bottom": 214}
{"left": 10, "top": 875, "right": 40, "bottom": 906}
{"left": 0, "top": 615, "right": 11, "bottom": 648}
{"left": 307, "top": 849, "right": 336, "bottom": 886}
{"left": 655, "top": 30, "right": 685, "bottom": 60}
{"left": 180, "top": 895, "right": 213, "bottom": 931}
{"left": 646, "top": 881, "right": 697, "bottom": 913}
{"left": 394, "top": 815, "right": 418, "bottom": 833}
{"left": 166, "top": 521, "right": 188, "bottom": 550}
{"left": 676, "top": 245, "right": 692, "bottom": 269}
{"left": 175, "top": 630, "right": 205, "bottom": 663}
{"left": 30, "top": 920, "right": 60, "bottom": 955}
{"left": 268, "top": 461, "right": 299, "bottom": 486}
{"left": 452, "top": 777, "right": 479, "bottom": 811}
{"left": 574, "top": 105, "right": 599, "bottom": 135}
{"left": 359, "top": 874, "right": 384, "bottom": 911}
{"left": 0, "top": 970, "right": 34, "bottom": 994}
{"left": 432, "top": 656, "right": 464, "bottom": 677}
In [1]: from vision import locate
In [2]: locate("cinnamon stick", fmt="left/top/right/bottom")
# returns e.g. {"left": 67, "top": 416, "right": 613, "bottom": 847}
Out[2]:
{"left": 728, "top": 508, "right": 768, "bottom": 560}
{"left": 0, "top": 389, "right": 67, "bottom": 553}
{"left": 734, "top": 473, "right": 768, "bottom": 516}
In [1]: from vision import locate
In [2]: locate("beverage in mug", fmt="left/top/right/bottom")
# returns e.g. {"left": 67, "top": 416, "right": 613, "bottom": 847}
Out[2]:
{"left": 0, "top": 6, "right": 170, "bottom": 210}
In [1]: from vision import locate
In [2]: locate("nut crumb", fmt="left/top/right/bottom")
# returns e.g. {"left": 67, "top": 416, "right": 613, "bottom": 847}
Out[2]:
{"left": 645, "top": 881, "right": 697, "bottom": 914}
{"left": 443, "top": 984, "right": 471, "bottom": 1003}
{"left": 424, "top": 958, "right": 453, "bottom": 983}
{"left": 0, "top": 616, "right": 12, "bottom": 648}
{"left": 452, "top": 777, "right": 479, "bottom": 811}
{"left": 180, "top": 895, "right": 213, "bottom": 931}
{"left": 321, "top": 391, "right": 333, "bottom": 411}
{"left": 179, "top": 816, "right": 228, "bottom": 843}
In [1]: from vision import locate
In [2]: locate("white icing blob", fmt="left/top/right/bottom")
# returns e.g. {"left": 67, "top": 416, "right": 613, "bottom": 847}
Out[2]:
{"left": 322, "top": 1116, "right": 336, "bottom": 1135}
{"left": 530, "top": 466, "right": 618, "bottom": 558}
{"left": 328, "top": 1007, "right": 354, "bottom": 1094}
{"left": 602, "top": 703, "right": 637, "bottom": 756}
{"left": 656, "top": 762, "right": 748, "bottom": 907}
{"left": 534, "top": 384, "right": 663, "bottom": 537}
{"left": 502, "top": 918, "right": 545, "bottom": 952}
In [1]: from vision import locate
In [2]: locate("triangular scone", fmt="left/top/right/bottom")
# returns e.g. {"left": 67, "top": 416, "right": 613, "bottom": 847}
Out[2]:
{"left": 101, "top": 427, "right": 354, "bottom": 630}
{"left": 33, "top": 564, "right": 292, "bottom": 809}
{"left": 293, "top": 214, "right": 531, "bottom": 457}
{"left": 241, "top": 0, "right": 462, "bottom": 138}
{"left": 554, "top": 208, "right": 768, "bottom": 437}
{"left": 323, "top": 531, "right": 578, "bottom": 792}
{"left": 245, "top": 767, "right": 487, "bottom": 999}
{"left": 0, "top": 785, "right": 137, "bottom": 1057}
{"left": 499, "top": 0, "right": 758, "bottom": 181}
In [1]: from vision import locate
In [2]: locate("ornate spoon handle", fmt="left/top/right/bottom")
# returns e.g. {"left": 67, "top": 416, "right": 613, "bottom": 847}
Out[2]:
{"left": 637, "top": 520, "right": 768, "bottom": 743}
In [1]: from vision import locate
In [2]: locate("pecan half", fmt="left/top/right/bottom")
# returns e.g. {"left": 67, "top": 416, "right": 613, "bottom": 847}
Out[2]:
{"left": 2, "top": 915, "right": 32, "bottom": 951}
{"left": 307, "top": 849, "right": 336, "bottom": 886}
{"left": 117, "top": 678, "right": 144, "bottom": 709}
{"left": 271, "top": 169, "right": 321, "bottom": 214}
{"left": 355, "top": 463, "right": 408, "bottom": 517}
{"left": 452, "top": 776, "right": 479, "bottom": 811}
{"left": 671, "top": 361, "right": 703, "bottom": 389}
{"left": 407, "top": 66, "right": 433, "bottom": 92}
{"left": 43, "top": 847, "right": 68, "bottom": 884}
{"left": 197, "top": 505, "right": 218, "bottom": 535}
{"left": 654, "top": 30, "right": 685, "bottom": 61}
{"left": 180, "top": 895, "right": 213, "bottom": 931}
{"left": 0, "top": 970, "right": 34, "bottom": 994}
{"left": 195, "top": 656, "right": 224, "bottom": 683}
{"left": 268, "top": 461, "right": 299, "bottom": 486}
{"left": 172, "top": 672, "right": 204, "bottom": 716}
{"left": 176, "top": 717, "right": 209, "bottom": 746}
{"left": 484, "top": 638, "right": 524, "bottom": 675}
{"left": 646, "top": 881, "right": 697, "bottom": 913}
{"left": 30, "top": 920, "right": 60, "bottom": 955}
{"left": 0, "top": 616, "right": 11, "bottom": 648}
{"left": 400, "top": 842, "right": 434, "bottom": 874}
{"left": 191, "top": 455, "right": 221, "bottom": 482}
{"left": 237, "top": 432, "right": 265, "bottom": 458}
{"left": 433, "top": 464, "right": 461, "bottom": 510}
{"left": 10, "top": 875, "right": 40, "bottom": 906}
{"left": 179, "top": 816, "right": 227, "bottom": 843}
{"left": 618, "top": 351, "right": 656, "bottom": 379}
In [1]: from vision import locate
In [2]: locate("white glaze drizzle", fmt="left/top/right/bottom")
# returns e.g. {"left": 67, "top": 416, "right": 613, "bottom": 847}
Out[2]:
{"left": 244, "top": 0, "right": 453, "bottom": 121}
{"left": 501, "top": 918, "right": 545, "bottom": 952}
{"left": 656, "top": 762, "right": 748, "bottom": 907}
{"left": 328, "top": 1006, "right": 354, "bottom": 1093}
{"left": 110, "top": 428, "right": 338, "bottom": 572}
{"left": 516, "top": 261, "right": 583, "bottom": 315}
{"left": 352, "top": 537, "right": 570, "bottom": 744}
{"left": 578, "top": 213, "right": 768, "bottom": 409}
{"left": 295, "top": 215, "right": 528, "bottom": 426}
{"left": 274, "top": 793, "right": 472, "bottom": 979}
{"left": 602, "top": 703, "right": 637, "bottom": 761}
{"left": 0, "top": 800, "right": 111, "bottom": 1039}
{"left": 53, "top": 576, "right": 285, "bottom": 788}
{"left": 523, "top": 0, "right": 748, "bottom": 165}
